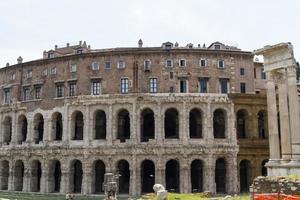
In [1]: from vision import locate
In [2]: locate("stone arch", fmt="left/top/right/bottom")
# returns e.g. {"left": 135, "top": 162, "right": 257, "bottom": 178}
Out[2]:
{"left": 117, "top": 109, "right": 130, "bottom": 141}
{"left": 213, "top": 109, "right": 226, "bottom": 138}
{"left": 165, "top": 159, "right": 180, "bottom": 193}
{"left": 141, "top": 108, "right": 155, "bottom": 142}
{"left": 33, "top": 113, "right": 44, "bottom": 144}
{"left": 30, "top": 160, "right": 42, "bottom": 192}
{"left": 191, "top": 159, "right": 203, "bottom": 192}
{"left": 69, "top": 159, "right": 83, "bottom": 193}
{"left": 71, "top": 111, "right": 84, "bottom": 140}
{"left": 141, "top": 159, "right": 155, "bottom": 193}
{"left": 2, "top": 116, "right": 12, "bottom": 145}
{"left": 258, "top": 110, "right": 268, "bottom": 139}
{"left": 0, "top": 160, "right": 9, "bottom": 190}
{"left": 261, "top": 159, "right": 268, "bottom": 176}
{"left": 215, "top": 158, "right": 226, "bottom": 193}
{"left": 51, "top": 112, "right": 63, "bottom": 141}
{"left": 236, "top": 109, "right": 249, "bottom": 139}
{"left": 92, "top": 160, "right": 105, "bottom": 194}
{"left": 164, "top": 108, "right": 179, "bottom": 139}
{"left": 189, "top": 108, "right": 203, "bottom": 138}
{"left": 239, "top": 159, "right": 251, "bottom": 192}
{"left": 17, "top": 114, "right": 28, "bottom": 144}
{"left": 14, "top": 160, "right": 24, "bottom": 191}
{"left": 48, "top": 160, "right": 61, "bottom": 193}
{"left": 94, "top": 110, "right": 106, "bottom": 140}
{"left": 116, "top": 159, "right": 130, "bottom": 194}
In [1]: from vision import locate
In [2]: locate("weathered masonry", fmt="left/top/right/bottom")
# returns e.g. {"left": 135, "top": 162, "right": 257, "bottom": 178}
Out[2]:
{"left": 0, "top": 40, "right": 269, "bottom": 196}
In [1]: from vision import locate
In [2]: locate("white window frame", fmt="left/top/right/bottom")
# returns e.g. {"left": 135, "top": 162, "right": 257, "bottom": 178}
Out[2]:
{"left": 219, "top": 78, "right": 230, "bottom": 94}
{"left": 144, "top": 60, "right": 151, "bottom": 71}
{"left": 35, "top": 86, "right": 41, "bottom": 99}
{"left": 179, "top": 59, "right": 186, "bottom": 67}
{"left": 92, "top": 62, "right": 100, "bottom": 71}
{"left": 199, "top": 78, "right": 209, "bottom": 93}
{"left": 50, "top": 66, "right": 57, "bottom": 75}
{"left": 165, "top": 59, "right": 173, "bottom": 68}
{"left": 69, "top": 82, "right": 77, "bottom": 97}
{"left": 149, "top": 78, "right": 157, "bottom": 93}
{"left": 4, "top": 89, "right": 11, "bottom": 104}
{"left": 91, "top": 81, "right": 101, "bottom": 95}
{"left": 27, "top": 70, "right": 32, "bottom": 79}
{"left": 121, "top": 78, "right": 129, "bottom": 94}
{"left": 117, "top": 60, "right": 125, "bottom": 69}
{"left": 218, "top": 60, "right": 225, "bottom": 68}
{"left": 23, "top": 87, "right": 30, "bottom": 101}
{"left": 70, "top": 64, "right": 77, "bottom": 73}
{"left": 56, "top": 84, "right": 64, "bottom": 98}
{"left": 179, "top": 79, "right": 188, "bottom": 93}
{"left": 10, "top": 73, "right": 15, "bottom": 81}
{"left": 105, "top": 61, "right": 111, "bottom": 69}
{"left": 42, "top": 68, "right": 48, "bottom": 77}
{"left": 200, "top": 59, "right": 208, "bottom": 67}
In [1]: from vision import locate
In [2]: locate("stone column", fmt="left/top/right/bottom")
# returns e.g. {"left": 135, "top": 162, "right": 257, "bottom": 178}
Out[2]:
{"left": 181, "top": 102, "right": 188, "bottom": 144}
{"left": 107, "top": 104, "right": 113, "bottom": 145}
{"left": 11, "top": 112, "right": 17, "bottom": 145}
{"left": 277, "top": 76, "right": 292, "bottom": 160}
{"left": 287, "top": 66, "right": 300, "bottom": 160}
{"left": 129, "top": 157, "right": 137, "bottom": 197}
{"left": 155, "top": 157, "right": 164, "bottom": 186}
{"left": 227, "top": 155, "right": 238, "bottom": 194}
{"left": 155, "top": 103, "right": 163, "bottom": 143}
{"left": 251, "top": 109, "right": 259, "bottom": 139}
{"left": 203, "top": 155, "right": 215, "bottom": 193}
{"left": 8, "top": 163, "right": 13, "bottom": 191}
{"left": 40, "top": 161, "right": 49, "bottom": 193}
{"left": 180, "top": 158, "right": 189, "bottom": 193}
{"left": 23, "top": 164, "right": 30, "bottom": 192}
{"left": 206, "top": 102, "right": 213, "bottom": 139}
{"left": 84, "top": 105, "right": 90, "bottom": 146}
{"left": 0, "top": 113, "right": 3, "bottom": 146}
{"left": 61, "top": 169, "right": 69, "bottom": 194}
{"left": 63, "top": 105, "right": 69, "bottom": 143}
{"left": 131, "top": 101, "right": 137, "bottom": 144}
{"left": 266, "top": 72, "right": 280, "bottom": 161}
{"left": 83, "top": 162, "right": 92, "bottom": 194}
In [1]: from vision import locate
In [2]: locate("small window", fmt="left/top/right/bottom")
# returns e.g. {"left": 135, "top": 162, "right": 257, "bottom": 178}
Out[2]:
{"left": 92, "top": 62, "right": 99, "bottom": 70}
{"left": 220, "top": 78, "right": 229, "bottom": 94}
{"left": 50, "top": 66, "right": 57, "bottom": 75}
{"left": 240, "top": 82, "right": 246, "bottom": 93}
{"left": 218, "top": 60, "right": 225, "bottom": 68}
{"left": 91, "top": 81, "right": 101, "bottom": 95}
{"left": 56, "top": 84, "right": 64, "bottom": 98}
{"left": 199, "top": 78, "right": 208, "bottom": 93}
{"left": 23, "top": 87, "right": 30, "bottom": 101}
{"left": 180, "top": 80, "right": 188, "bottom": 93}
{"left": 42, "top": 69, "right": 48, "bottom": 77}
{"left": 27, "top": 70, "right": 32, "bottom": 79}
{"left": 4, "top": 89, "right": 11, "bottom": 104}
{"left": 170, "top": 86, "right": 174, "bottom": 93}
{"left": 10, "top": 73, "right": 15, "bottom": 81}
{"left": 149, "top": 78, "right": 157, "bottom": 93}
{"left": 144, "top": 60, "right": 151, "bottom": 71}
{"left": 214, "top": 44, "right": 221, "bottom": 50}
{"left": 200, "top": 59, "right": 207, "bottom": 67}
{"left": 166, "top": 59, "right": 173, "bottom": 68}
{"left": 105, "top": 61, "right": 111, "bottom": 69}
{"left": 35, "top": 86, "right": 41, "bottom": 99}
{"left": 261, "top": 70, "right": 266, "bottom": 79}
{"left": 117, "top": 60, "right": 125, "bottom": 69}
{"left": 240, "top": 68, "right": 245, "bottom": 76}
{"left": 169, "top": 72, "right": 174, "bottom": 79}
{"left": 179, "top": 59, "right": 186, "bottom": 67}
{"left": 48, "top": 53, "right": 54, "bottom": 59}
{"left": 69, "top": 82, "right": 76, "bottom": 96}
{"left": 70, "top": 64, "right": 77, "bottom": 73}
{"left": 121, "top": 78, "right": 129, "bottom": 94}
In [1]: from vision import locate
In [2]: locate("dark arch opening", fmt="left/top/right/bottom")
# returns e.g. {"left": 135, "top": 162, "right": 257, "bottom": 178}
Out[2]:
{"left": 117, "top": 109, "right": 130, "bottom": 142}
{"left": 94, "top": 110, "right": 106, "bottom": 139}
{"left": 141, "top": 109, "right": 155, "bottom": 142}
{"left": 189, "top": 109, "right": 202, "bottom": 138}
{"left": 166, "top": 159, "right": 180, "bottom": 193}
{"left": 93, "top": 160, "right": 105, "bottom": 194}
{"left": 18, "top": 115, "right": 27, "bottom": 144}
{"left": 3, "top": 116, "right": 12, "bottom": 145}
{"left": 213, "top": 109, "right": 226, "bottom": 138}
{"left": 141, "top": 160, "right": 155, "bottom": 193}
{"left": 34, "top": 114, "right": 44, "bottom": 144}
{"left": 215, "top": 158, "right": 226, "bottom": 193}
{"left": 71, "top": 160, "right": 83, "bottom": 193}
{"left": 239, "top": 160, "right": 251, "bottom": 192}
{"left": 73, "top": 112, "right": 84, "bottom": 140}
{"left": 191, "top": 159, "right": 203, "bottom": 192}
{"left": 117, "top": 160, "right": 130, "bottom": 194}
{"left": 165, "top": 108, "right": 179, "bottom": 139}
{"left": 261, "top": 159, "right": 268, "bottom": 176}
{"left": 14, "top": 160, "right": 24, "bottom": 191}
{"left": 237, "top": 109, "right": 248, "bottom": 139}
{"left": 258, "top": 110, "right": 268, "bottom": 139}
{"left": 0, "top": 160, "right": 9, "bottom": 190}
{"left": 31, "top": 160, "right": 42, "bottom": 192}
{"left": 52, "top": 112, "right": 63, "bottom": 141}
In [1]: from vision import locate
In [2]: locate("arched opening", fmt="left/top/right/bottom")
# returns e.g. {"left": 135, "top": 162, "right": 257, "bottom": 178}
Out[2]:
{"left": 165, "top": 108, "right": 179, "bottom": 139}
{"left": 141, "top": 108, "right": 155, "bottom": 142}
{"left": 0, "top": 160, "right": 9, "bottom": 190}
{"left": 239, "top": 160, "right": 251, "bottom": 193}
{"left": 93, "top": 160, "right": 105, "bottom": 194}
{"left": 141, "top": 160, "right": 155, "bottom": 193}
{"left": 52, "top": 112, "right": 63, "bottom": 141}
{"left": 165, "top": 159, "right": 180, "bottom": 193}
{"left": 2, "top": 116, "right": 12, "bottom": 145}
{"left": 94, "top": 110, "right": 106, "bottom": 140}
{"left": 189, "top": 109, "right": 202, "bottom": 138}
{"left": 70, "top": 160, "right": 83, "bottom": 193}
{"left": 49, "top": 160, "right": 61, "bottom": 193}
{"left": 72, "top": 111, "right": 84, "bottom": 140}
{"left": 215, "top": 158, "right": 226, "bottom": 193}
{"left": 33, "top": 114, "right": 44, "bottom": 144}
{"left": 30, "top": 160, "right": 42, "bottom": 192}
{"left": 258, "top": 110, "right": 268, "bottom": 139}
{"left": 237, "top": 109, "right": 248, "bottom": 139}
{"left": 191, "top": 159, "right": 203, "bottom": 192}
{"left": 17, "top": 115, "right": 28, "bottom": 144}
{"left": 117, "top": 160, "right": 130, "bottom": 194}
{"left": 261, "top": 159, "right": 268, "bottom": 176}
{"left": 213, "top": 109, "right": 226, "bottom": 138}
{"left": 117, "top": 109, "right": 130, "bottom": 142}
{"left": 14, "top": 160, "right": 24, "bottom": 191}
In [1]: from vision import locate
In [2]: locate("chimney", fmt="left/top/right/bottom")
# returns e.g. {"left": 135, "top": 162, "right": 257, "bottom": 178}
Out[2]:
{"left": 198, "top": 44, "right": 201, "bottom": 48}
{"left": 79, "top": 41, "right": 82, "bottom": 46}
{"left": 66, "top": 43, "right": 70, "bottom": 47}
{"left": 17, "top": 56, "right": 23, "bottom": 64}
{"left": 55, "top": 45, "right": 58, "bottom": 50}
{"left": 88, "top": 45, "right": 91, "bottom": 49}
{"left": 6, "top": 62, "right": 9, "bottom": 67}
{"left": 175, "top": 42, "right": 179, "bottom": 47}
{"left": 203, "top": 44, "right": 206, "bottom": 48}
{"left": 138, "top": 39, "right": 143, "bottom": 48}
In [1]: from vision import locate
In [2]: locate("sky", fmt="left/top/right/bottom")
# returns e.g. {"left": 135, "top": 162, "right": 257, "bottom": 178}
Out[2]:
{"left": 0, "top": 0, "right": 299, "bottom": 67}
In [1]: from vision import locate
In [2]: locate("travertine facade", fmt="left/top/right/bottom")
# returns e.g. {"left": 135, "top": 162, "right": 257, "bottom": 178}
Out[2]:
{"left": 0, "top": 41, "right": 269, "bottom": 196}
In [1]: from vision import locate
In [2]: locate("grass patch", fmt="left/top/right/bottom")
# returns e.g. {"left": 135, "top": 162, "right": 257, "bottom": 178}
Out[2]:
{"left": 139, "top": 193, "right": 250, "bottom": 200}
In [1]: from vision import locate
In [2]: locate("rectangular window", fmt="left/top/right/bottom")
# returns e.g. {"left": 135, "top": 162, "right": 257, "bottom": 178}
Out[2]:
{"left": 70, "top": 64, "right": 77, "bottom": 72}
{"left": 169, "top": 71, "right": 174, "bottom": 79}
{"left": 42, "top": 69, "right": 48, "bottom": 77}
{"left": 254, "top": 68, "right": 257, "bottom": 79}
{"left": 144, "top": 60, "right": 151, "bottom": 71}
{"left": 92, "top": 62, "right": 99, "bottom": 70}
{"left": 35, "top": 86, "right": 41, "bottom": 99}
{"left": 149, "top": 78, "right": 157, "bottom": 93}
{"left": 10, "top": 73, "right": 16, "bottom": 81}
{"left": 218, "top": 60, "right": 225, "bottom": 68}
{"left": 220, "top": 78, "right": 229, "bottom": 94}
{"left": 170, "top": 86, "right": 174, "bottom": 93}
{"left": 69, "top": 82, "right": 76, "bottom": 96}
{"left": 166, "top": 59, "right": 173, "bottom": 68}
{"left": 27, "top": 70, "right": 32, "bottom": 79}
{"left": 50, "top": 66, "right": 57, "bottom": 75}
{"left": 56, "top": 84, "right": 64, "bottom": 98}
{"left": 23, "top": 87, "right": 30, "bottom": 101}
{"left": 214, "top": 44, "right": 221, "bottom": 50}
{"left": 261, "top": 70, "right": 266, "bottom": 79}
{"left": 200, "top": 59, "right": 207, "bottom": 67}
{"left": 117, "top": 60, "right": 125, "bottom": 69}
{"left": 199, "top": 78, "right": 208, "bottom": 93}
{"left": 180, "top": 80, "right": 188, "bottom": 93}
{"left": 240, "top": 82, "right": 246, "bottom": 93}
{"left": 105, "top": 61, "right": 111, "bottom": 69}
{"left": 240, "top": 68, "right": 245, "bottom": 76}
{"left": 179, "top": 59, "right": 186, "bottom": 67}
{"left": 4, "top": 89, "right": 11, "bottom": 104}
{"left": 92, "top": 81, "right": 100, "bottom": 95}
{"left": 48, "top": 53, "right": 54, "bottom": 58}
{"left": 121, "top": 78, "right": 129, "bottom": 94}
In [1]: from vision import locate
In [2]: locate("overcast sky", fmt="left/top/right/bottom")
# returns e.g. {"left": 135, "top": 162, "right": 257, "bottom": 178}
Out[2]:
{"left": 0, "top": 0, "right": 299, "bottom": 67}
